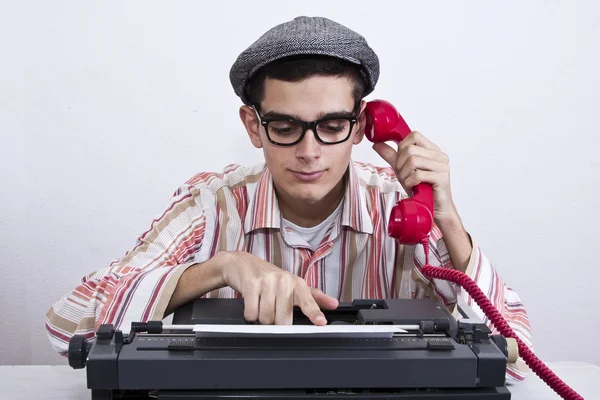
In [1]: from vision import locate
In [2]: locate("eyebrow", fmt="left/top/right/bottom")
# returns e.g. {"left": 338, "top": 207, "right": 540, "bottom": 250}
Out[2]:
{"left": 261, "top": 109, "right": 356, "bottom": 120}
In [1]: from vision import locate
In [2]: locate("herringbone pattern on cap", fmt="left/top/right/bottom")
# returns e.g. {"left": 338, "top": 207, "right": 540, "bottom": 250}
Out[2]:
{"left": 229, "top": 16, "right": 379, "bottom": 104}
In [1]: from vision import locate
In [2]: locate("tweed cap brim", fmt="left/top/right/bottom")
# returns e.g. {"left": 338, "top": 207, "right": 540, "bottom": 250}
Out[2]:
{"left": 229, "top": 16, "right": 380, "bottom": 105}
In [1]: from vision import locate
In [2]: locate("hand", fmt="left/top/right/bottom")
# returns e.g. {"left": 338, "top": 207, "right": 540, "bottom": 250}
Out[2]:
{"left": 372, "top": 131, "right": 457, "bottom": 223}
{"left": 221, "top": 251, "right": 339, "bottom": 325}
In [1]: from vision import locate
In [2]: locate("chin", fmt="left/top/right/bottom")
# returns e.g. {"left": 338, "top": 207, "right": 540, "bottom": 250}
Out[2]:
{"left": 273, "top": 168, "right": 342, "bottom": 205}
{"left": 290, "top": 189, "right": 326, "bottom": 205}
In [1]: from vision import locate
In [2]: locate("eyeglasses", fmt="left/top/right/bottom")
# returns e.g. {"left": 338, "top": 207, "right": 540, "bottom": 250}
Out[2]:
{"left": 253, "top": 105, "right": 358, "bottom": 146}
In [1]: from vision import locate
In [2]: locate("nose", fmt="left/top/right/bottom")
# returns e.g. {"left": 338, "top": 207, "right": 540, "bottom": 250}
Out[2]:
{"left": 295, "top": 128, "right": 321, "bottom": 162}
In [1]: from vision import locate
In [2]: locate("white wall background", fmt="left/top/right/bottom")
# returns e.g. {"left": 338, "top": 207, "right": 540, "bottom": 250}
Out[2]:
{"left": 1, "top": 0, "right": 599, "bottom": 366}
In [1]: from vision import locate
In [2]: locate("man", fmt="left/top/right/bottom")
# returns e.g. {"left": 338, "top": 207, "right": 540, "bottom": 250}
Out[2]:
{"left": 46, "top": 16, "right": 532, "bottom": 381}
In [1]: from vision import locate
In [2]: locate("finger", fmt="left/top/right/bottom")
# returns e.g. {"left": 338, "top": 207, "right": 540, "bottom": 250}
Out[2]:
{"left": 398, "top": 156, "right": 448, "bottom": 184}
{"left": 243, "top": 291, "right": 260, "bottom": 322}
{"left": 258, "top": 284, "right": 276, "bottom": 325}
{"left": 294, "top": 286, "right": 327, "bottom": 326}
{"left": 397, "top": 131, "right": 441, "bottom": 155}
{"left": 274, "top": 279, "right": 294, "bottom": 325}
{"left": 396, "top": 144, "right": 448, "bottom": 172}
{"left": 310, "top": 287, "right": 339, "bottom": 310}
{"left": 404, "top": 170, "right": 445, "bottom": 189}
{"left": 371, "top": 142, "right": 398, "bottom": 168}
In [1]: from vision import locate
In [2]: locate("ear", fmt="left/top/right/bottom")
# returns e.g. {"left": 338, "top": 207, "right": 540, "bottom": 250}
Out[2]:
{"left": 239, "top": 105, "right": 263, "bottom": 149}
{"left": 352, "top": 100, "right": 368, "bottom": 145}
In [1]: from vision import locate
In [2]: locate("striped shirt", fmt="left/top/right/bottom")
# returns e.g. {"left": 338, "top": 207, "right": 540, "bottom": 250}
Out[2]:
{"left": 45, "top": 160, "right": 533, "bottom": 382}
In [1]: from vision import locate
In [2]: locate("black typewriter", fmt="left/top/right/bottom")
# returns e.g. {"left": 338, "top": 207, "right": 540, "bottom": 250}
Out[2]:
{"left": 68, "top": 298, "right": 517, "bottom": 399}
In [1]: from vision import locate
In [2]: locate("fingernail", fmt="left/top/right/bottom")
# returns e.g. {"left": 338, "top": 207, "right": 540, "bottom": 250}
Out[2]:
{"left": 316, "top": 315, "right": 326, "bottom": 324}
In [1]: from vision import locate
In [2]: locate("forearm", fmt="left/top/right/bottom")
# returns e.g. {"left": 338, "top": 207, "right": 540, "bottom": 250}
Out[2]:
{"left": 165, "top": 251, "right": 230, "bottom": 315}
{"left": 435, "top": 210, "right": 472, "bottom": 273}
{"left": 432, "top": 210, "right": 532, "bottom": 381}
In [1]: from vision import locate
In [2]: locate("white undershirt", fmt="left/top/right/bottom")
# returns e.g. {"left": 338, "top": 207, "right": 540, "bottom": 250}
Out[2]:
{"left": 281, "top": 200, "right": 343, "bottom": 251}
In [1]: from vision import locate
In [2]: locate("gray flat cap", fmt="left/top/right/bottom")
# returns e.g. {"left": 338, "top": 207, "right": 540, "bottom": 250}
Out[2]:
{"left": 229, "top": 16, "right": 380, "bottom": 105}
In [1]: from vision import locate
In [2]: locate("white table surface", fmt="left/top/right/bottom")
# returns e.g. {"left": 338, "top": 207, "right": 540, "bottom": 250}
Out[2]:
{"left": 1, "top": 362, "right": 598, "bottom": 399}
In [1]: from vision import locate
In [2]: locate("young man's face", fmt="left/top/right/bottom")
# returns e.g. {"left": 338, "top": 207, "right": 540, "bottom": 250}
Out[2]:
{"left": 244, "top": 75, "right": 366, "bottom": 207}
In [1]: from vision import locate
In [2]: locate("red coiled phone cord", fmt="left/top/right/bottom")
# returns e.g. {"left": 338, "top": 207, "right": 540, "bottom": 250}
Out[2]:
{"left": 420, "top": 237, "right": 584, "bottom": 400}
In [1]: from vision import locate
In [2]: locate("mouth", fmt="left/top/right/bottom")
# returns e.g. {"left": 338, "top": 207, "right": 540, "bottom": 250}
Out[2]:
{"left": 289, "top": 169, "right": 326, "bottom": 182}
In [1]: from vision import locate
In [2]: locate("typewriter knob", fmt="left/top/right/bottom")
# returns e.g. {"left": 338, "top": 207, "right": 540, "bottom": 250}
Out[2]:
{"left": 490, "top": 335, "right": 518, "bottom": 364}
{"left": 68, "top": 334, "right": 89, "bottom": 369}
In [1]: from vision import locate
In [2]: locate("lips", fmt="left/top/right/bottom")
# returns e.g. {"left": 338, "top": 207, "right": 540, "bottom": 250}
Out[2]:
{"left": 290, "top": 170, "right": 325, "bottom": 182}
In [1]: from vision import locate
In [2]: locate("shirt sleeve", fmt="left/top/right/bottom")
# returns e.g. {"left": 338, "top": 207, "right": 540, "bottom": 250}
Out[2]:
{"left": 411, "top": 225, "right": 533, "bottom": 383}
{"left": 45, "top": 183, "right": 208, "bottom": 356}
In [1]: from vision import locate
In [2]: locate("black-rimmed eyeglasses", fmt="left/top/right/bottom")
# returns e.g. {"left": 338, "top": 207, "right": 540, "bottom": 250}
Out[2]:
{"left": 253, "top": 105, "right": 358, "bottom": 146}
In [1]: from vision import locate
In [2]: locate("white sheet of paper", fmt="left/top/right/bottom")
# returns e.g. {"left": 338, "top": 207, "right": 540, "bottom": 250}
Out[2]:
{"left": 193, "top": 324, "right": 407, "bottom": 338}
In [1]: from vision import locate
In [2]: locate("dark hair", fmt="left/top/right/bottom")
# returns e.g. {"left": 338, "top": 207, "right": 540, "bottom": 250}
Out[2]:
{"left": 245, "top": 55, "right": 368, "bottom": 110}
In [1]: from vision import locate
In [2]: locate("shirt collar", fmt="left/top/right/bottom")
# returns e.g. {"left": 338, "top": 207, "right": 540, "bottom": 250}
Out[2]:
{"left": 340, "top": 161, "right": 374, "bottom": 234}
{"left": 244, "top": 161, "right": 373, "bottom": 235}
{"left": 244, "top": 165, "right": 281, "bottom": 233}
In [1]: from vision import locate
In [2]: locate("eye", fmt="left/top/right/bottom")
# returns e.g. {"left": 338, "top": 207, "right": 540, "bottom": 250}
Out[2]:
{"left": 321, "top": 125, "right": 344, "bottom": 132}
{"left": 318, "top": 119, "right": 350, "bottom": 133}
{"left": 269, "top": 121, "right": 302, "bottom": 136}
{"left": 272, "top": 126, "right": 294, "bottom": 133}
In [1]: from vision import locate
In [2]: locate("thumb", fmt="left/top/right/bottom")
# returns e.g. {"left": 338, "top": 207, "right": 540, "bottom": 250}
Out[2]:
{"left": 310, "top": 287, "right": 339, "bottom": 310}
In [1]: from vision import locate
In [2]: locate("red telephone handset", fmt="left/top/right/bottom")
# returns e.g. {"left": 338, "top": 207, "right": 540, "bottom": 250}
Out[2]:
{"left": 363, "top": 99, "right": 434, "bottom": 245}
